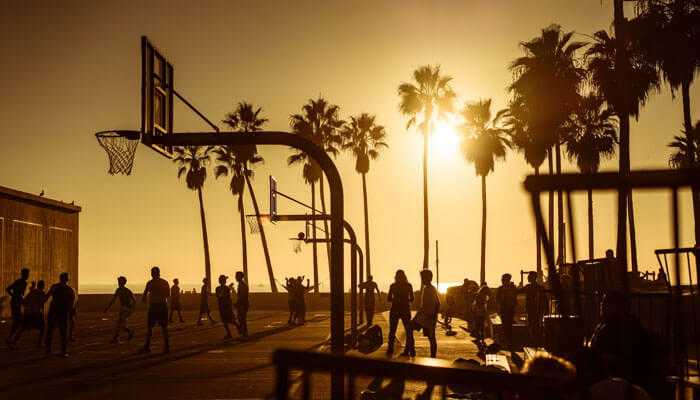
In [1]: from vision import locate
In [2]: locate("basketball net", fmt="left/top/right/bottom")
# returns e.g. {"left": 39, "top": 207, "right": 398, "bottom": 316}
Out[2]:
{"left": 95, "top": 131, "right": 140, "bottom": 175}
{"left": 246, "top": 215, "right": 262, "bottom": 234}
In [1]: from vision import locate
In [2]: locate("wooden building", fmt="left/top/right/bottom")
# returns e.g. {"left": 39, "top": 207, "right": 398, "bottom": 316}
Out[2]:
{"left": 0, "top": 186, "right": 80, "bottom": 300}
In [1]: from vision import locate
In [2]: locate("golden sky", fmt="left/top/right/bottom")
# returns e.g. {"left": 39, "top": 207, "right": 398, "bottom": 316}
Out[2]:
{"left": 1, "top": 1, "right": 698, "bottom": 291}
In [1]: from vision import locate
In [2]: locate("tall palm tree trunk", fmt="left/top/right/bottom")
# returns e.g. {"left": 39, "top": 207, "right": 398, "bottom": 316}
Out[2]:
{"left": 362, "top": 173, "right": 372, "bottom": 277}
{"left": 628, "top": 194, "right": 639, "bottom": 272}
{"left": 588, "top": 188, "right": 594, "bottom": 260}
{"left": 197, "top": 188, "right": 212, "bottom": 293}
{"left": 319, "top": 177, "right": 332, "bottom": 276}
{"left": 422, "top": 120, "right": 431, "bottom": 270}
{"left": 311, "top": 182, "right": 319, "bottom": 293}
{"left": 238, "top": 194, "right": 249, "bottom": 279}
{"left": 244, "top": 172, "right": 277, "bottom": 293}
{"left": 682, "top": 80, "right": 700, "bottom": 247}
{"left": 535, "top": 167, "right": 542, "bottom": 279}
{"left": 614, "top": 0, "right": 629, "bottom": 274}
{"left": 548, "top": 149, "right": 555, "bottom": 267}
{"left": 555, "top": 141, "right": 564, "bottom": 264}
{"left": 480, "top": 175, "right": 487, "bottom": 284}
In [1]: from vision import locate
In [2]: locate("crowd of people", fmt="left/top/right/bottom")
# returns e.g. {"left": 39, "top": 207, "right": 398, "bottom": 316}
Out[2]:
{"left": 5, "top": 266, "right": 251, "bottom": 356}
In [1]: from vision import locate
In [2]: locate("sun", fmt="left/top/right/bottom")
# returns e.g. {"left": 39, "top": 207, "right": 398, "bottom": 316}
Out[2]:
{"left": 431, "top": 119, "right": 461, "bottom": 159}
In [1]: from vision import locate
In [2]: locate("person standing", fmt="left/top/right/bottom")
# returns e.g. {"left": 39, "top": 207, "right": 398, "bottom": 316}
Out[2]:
{"left": 414, "top": 269, "right": 440, "bottom": 358}
{"left": 358, "top": 275, "right": 381, "bottom": 325}
{"left": 471, "top": 283, "right": 490, "bottom": 344}
{"left": 235, "top": 272, "right": 249, "bottom": 337}
{"left": 522, "top": 271, "right": 543, "bottom": 345}
{"left": 197, "top": 277, "right": 217, "bottom": 325}
{"left": 496, "top": 273, "right": 518, "bottom": 349}
{"left": 386, "top": 269, "right": 414, "bottom": 356}
{"left": 10, "top": 280, "right": 47, "bottom": 348}
{"left": 169, "top": 278, "right": 184, "bottom": 323}
{"left": 140, "top": 266, "right": 170, "bottom": 354}
{"left": 215, "top": 275, "right": 237, "bottom": 340}
{"left": 45, "top": 272, "right": 76, "bottom": 357}
{"left": 104, "top": 276, "right": 136, "bottom": 344}
{"left": 5, "top": 268, "right": 30, "bottom": 346}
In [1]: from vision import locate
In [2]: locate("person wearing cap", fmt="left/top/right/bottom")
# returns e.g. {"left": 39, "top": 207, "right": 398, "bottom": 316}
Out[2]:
{"left": 215, "top": 275, "right": 237, "bottom": 340}
{"left": 140, "top": 266, "right": 170, "bottom": 354}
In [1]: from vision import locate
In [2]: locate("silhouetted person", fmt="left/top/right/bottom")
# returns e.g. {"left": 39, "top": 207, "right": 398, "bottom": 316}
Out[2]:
{"left": 415, "top": 269, "right": 440, "bottom": 358}
{"left": 197, "top": 277, "right": 217, "bottom": 325}
{"left": 169, "top": 278, "right": 184, "bottom": 323}
{"left": 104, "top": 276, "right": 135, "bottom": 344}
{"left": 496, "top": 273, "right": 517, "bottom": 349}
{"left": 45, "top": 272, "right": 75, "bottom": 357}
{"left": 235, "top": 272, "right": 249, "bottom": 337}
{"left": 386, "top": 269, "right": 414, "bottom": 356}
{"left": 215, "top": 275, "right": 237, "bottom": 340}
{"left": 358, "top": 275, "right": 380, "bottom": 325}
{"left": 10, "top": 280, "right": 46, "bottom": 348}
{"left": 5, "top": 267, "right": 29, "bottom": 346}
{"left": 281, "top": 278, "right": 297, "bottom": 324}
{"left": 140, "top": 266, "right": 170, "bottom": 354}
{"left": 471, "top": 283, "right": 490, "bottom": 343}
{"left": 522, "top": 271, "right": 544, "bottom": 345}
{"left": 656, "top": 267, "right": 667, "bottom": 285}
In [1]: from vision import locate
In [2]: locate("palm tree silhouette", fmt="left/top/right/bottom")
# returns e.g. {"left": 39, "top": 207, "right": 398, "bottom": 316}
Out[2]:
{"left": 460, "top": 99, "right": 510, "bottom": 284}
{"left": 668, "top": 121, "right": 700, "bottom": 169}
{"left": 509, "top": 24, "right": 586, "bottom": 266}
{"left": 564, "top": 94, "right": 618, "bottom": 260}
{"left": 341, "top": 113, "right": 389, "bottom": 278}
{"left": 288, "top": 97, "right": 344, "bottom": 291}
{"left": 502, "top": 99, "right": 547, "bottom": 278}
{"left": 173, "top": 146, "right": 214, "bottom": 293}
{"left": 586, "top": 28, "right": 660, "bottom": 269}
{"left": 398, "top": 65, "right": 457, "bottom": 269}
{"left": 219, "top": 102, "right": 277, "bottom": 292}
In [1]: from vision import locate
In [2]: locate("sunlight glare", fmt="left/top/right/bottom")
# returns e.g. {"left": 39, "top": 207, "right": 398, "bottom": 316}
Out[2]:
{"left": 431, "top": 120, "right": 461, "bottom": 159}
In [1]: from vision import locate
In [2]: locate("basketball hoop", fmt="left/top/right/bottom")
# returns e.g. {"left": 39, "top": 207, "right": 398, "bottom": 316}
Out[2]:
{"left": 246, "top": 214, "right": 272, "bottom": 234}
{"left": 95, "top": 130, "right": 141, "bottom": 175}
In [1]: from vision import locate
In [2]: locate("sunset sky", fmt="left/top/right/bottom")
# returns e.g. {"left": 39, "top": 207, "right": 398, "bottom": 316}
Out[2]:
{"left": 1, "top": 1, "right": 698, "bottom": 291}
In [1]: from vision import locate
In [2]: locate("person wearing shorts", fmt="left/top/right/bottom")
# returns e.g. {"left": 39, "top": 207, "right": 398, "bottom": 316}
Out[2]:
{"left": 10, "top": 279, "right": 46, "bottom": 348}
{"left": 104, "top": 276, "right": 136, "bottom": 344}
{"left": 215, "top": 275, "right": 238, "bottom": 340}
{"left": 6, "top": 268, "right": 30, "bottom": 346}
{"left": 169, "top": 278, "right": 184, "bottom": 323}
{"left": 140, "top": 266, "right": 170, "bottom": 354}
{"left": 197, "top": 277, "right": 217, "bottom": 325}
{"left": 235, "top": 272, "right": 249, "bottom": 337}
{"left": 45, "top": 272, "right": 76, "bottom": 357}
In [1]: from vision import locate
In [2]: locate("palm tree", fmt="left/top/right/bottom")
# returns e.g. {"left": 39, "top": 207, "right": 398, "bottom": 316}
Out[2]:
{"left": 668, "top": 121, "right": 700, "bottom": 168}
{"left": 586, "top": 28, "right": 660, "bottom": 269}
{"left": 502, "top": 98, "right": 548, "bottom": 278}
{"left": 459, "top": 99, "right": 510, "bottom": 284}
{"left": 173, "top": 146, "right": 214, "bottom": 293}
{"left": 508, "top": 25, "right": 587, "bottom": 266}
{"left": 220, "top": 102, "right": 277, "bottom": 292}
{"left": 341, "top": 113, "right": 389, "bottom": 278}
{"left": 564, "top": 94, "right": 618, "bottom": 260}
{"left": 288, "top": 97, "right": 344, "bottom": 291}
{"left": 398, "top": 65, "right": 457, "bottom": 269}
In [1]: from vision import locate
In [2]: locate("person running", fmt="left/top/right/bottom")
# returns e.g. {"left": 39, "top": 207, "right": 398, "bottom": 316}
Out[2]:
{"left": 10, "top": 280, "right": 47, "bottom": 348}
{"left": 414, "top": 269, "right": 440, "bottom": 358}
{"left": 215, "top": 275, "right": 237, "bottom": 340}
{"left": 6, "top": 268, "right": 30, "bottom": 347}
{"left": 104, "top": 276, "right": 136, "bottom": 344}
{"left": 140, "top": 266, "right": 170, "bottom": 354}
{"left": 169, "top": 278, "right": 184, "bottom": 323}
{"left": 496, "top": 273, "right": 518, "bottom": 349}
{"left": 45, "top": 272, "right": 76, "bottom": 357}
{"left": 386, "top": 269, "right": 414, "bottom": 356}
{"left": 197, "top": 277, "right": 217, "bottom": 325}
{"left": 358, "top": 275, "right": 380, "bottom": 325}
{"left": 235, "top": 271, "right": 249, "bottom": 337}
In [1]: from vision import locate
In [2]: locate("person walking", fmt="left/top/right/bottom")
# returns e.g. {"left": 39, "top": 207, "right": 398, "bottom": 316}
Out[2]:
{"left": 496, "top": 273, "right": 517, "bottom": 349}
{"left": 104, "top": 276, "right": 136, "bottom": 344}
{"left": 197, "top": 277, "right": 217, "bottom": 325}
{"left": 169, "top": 278, "right": 184, "bottom": 323}
{"left": 45, "top": 272, "right": 76, "bottom": 357}
{"left": 5, "top": 268, "right": 30, "bottom": 347}
{"left": 386, "top": 269, "right": 414, "bottom": 356}
{"left": 235, "top": 271, "right": 249, "bottom": 337}
{"left": 215, "top": 275, "right": 237, "bottom": 340}
{"left": 414, "top": 269, "right": 440, "bottom": 358}
{"left": 358, "top": 275, "right": 380, "bottom": 325}
{"left": 140, "top": 266, "right": 170, "bottom": 354}
{"left": 10, "top": 280, "right": 47, "bottom": 348}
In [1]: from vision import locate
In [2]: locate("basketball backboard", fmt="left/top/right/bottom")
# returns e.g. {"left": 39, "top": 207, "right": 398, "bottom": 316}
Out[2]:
{"left": 141, "top": 36, "right": 174, "bottom": 158}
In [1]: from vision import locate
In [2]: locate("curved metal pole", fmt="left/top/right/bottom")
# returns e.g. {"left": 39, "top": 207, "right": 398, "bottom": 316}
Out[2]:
{"left": 148, "top": 132, "right": 345, "bottom": 359}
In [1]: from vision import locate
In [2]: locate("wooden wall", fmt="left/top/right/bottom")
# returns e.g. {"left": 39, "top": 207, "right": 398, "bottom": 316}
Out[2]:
{"left": 0, "top": 186, "right": 80, "bottom": 298}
